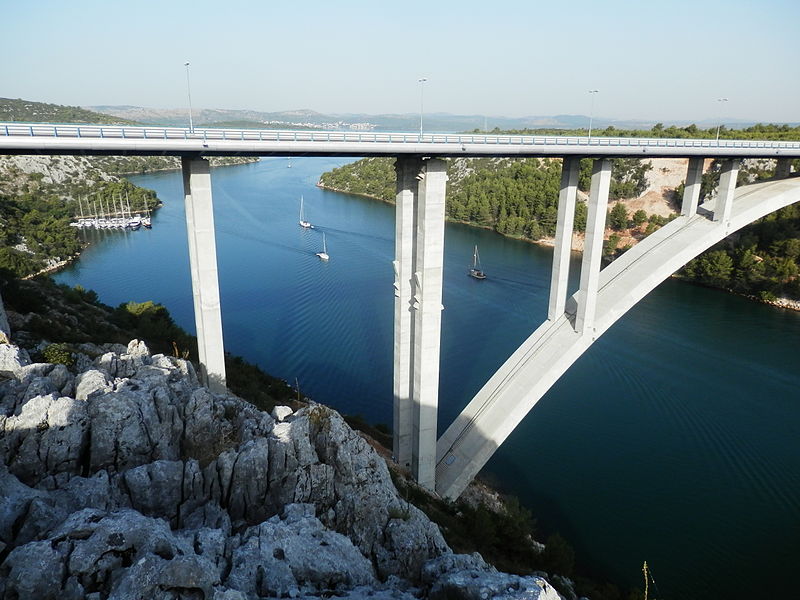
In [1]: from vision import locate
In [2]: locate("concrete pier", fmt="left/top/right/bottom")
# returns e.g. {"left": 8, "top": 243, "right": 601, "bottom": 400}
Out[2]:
{"left": 775, "top": 158, "right": 792, "bottom": 178}
{"left": 713, "top": 159, "right": 740, "bottom": 223}
{"left": 407, "top": 158, "right": 448, "bottom": 490}
{"left": 181, "top": 156, "right": 226, "bottom": 392}
{"left": 548, "top": 157, "right": 579, "bottom": 321}
{"left": 682, "top": 157, "right": 705, "bottom": 216}
{"left": 575, "top": 159, "right": 612, "bottom": 335}
{"left": 392, "top": 157, "right": 422, "bottom": 468}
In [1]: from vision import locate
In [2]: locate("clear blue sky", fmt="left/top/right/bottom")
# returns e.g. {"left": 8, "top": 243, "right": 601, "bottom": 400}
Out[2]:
{"left": 3, "top": 0, "right": 798, "bottom": 123}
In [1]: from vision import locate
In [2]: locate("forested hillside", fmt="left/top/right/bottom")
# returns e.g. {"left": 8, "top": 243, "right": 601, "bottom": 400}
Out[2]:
{"left": 90, "top": 155, "right": 258, "bottom": 175}
{"left": 484, "top": 122, "right": 800, "bottom": 142}
{"left": 0, "top": 155, "right": 159, "bottom": 278}
{"left": 319, "top": 156, "right": 651, "bottom": 241}
{"left": 0, "top": 97, "right": 138, "bottom": 125}
{"left": 319, "top": 126, "right": 800, "bottom": 303}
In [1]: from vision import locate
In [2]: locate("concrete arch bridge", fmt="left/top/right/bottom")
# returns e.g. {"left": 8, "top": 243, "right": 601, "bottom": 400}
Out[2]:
{"left": 2, "top": 123, "right": 799, "bottom": 497}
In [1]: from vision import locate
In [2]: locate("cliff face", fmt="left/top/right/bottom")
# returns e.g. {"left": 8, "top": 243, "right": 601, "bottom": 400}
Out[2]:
{"left": 0, "top": 295, "right": 561, "bottom": 599}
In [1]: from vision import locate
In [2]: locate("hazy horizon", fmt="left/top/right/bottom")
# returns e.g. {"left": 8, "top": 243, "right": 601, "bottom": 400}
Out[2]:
{"left": 4, "top": 0, "right": 798, "bottom": 124}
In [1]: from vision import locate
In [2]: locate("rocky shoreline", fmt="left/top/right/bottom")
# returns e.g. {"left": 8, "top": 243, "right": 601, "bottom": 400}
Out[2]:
{"left": 0, "top": 290, "right": 564, "bottom": 600}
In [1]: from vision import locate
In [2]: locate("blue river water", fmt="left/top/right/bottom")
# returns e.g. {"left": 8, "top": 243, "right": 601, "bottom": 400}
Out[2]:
{"left": 54, "top": 157, "right": 800, "bottom": 599}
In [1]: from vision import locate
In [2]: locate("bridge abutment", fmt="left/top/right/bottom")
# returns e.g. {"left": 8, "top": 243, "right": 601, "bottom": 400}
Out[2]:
{"left": 181, "top": 156, "right": 227, "bottom": 393}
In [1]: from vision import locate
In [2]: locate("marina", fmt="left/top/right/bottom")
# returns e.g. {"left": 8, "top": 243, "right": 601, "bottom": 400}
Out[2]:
{"left": 69, "top": 192, "right": 153, "bottom": 230}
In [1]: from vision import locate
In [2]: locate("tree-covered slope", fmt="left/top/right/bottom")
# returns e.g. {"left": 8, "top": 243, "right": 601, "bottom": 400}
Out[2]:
{"left": 0, "top": 155, "right": 159, "bottom": 278}
{"left": 318, "top": 125, "right": 800, "bottom": 303}
{"left": 0, "top": 97, "right": 138, "bottom": 125}
{"left": 319, "top": 156, "right": 652, "bottom": 241}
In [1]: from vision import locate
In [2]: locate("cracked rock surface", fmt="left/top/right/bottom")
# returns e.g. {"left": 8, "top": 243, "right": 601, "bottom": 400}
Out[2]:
{"left": 0, "top": 337, "right": 561, "bottom": 600}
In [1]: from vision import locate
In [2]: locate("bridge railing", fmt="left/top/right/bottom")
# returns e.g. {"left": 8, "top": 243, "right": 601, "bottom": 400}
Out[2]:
{"left": 2, "top": 122, "right": 800, "bottom": 150}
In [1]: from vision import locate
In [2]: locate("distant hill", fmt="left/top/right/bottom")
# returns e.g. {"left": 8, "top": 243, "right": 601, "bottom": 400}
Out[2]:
{"left": 86, "top": 104, "right": 800, "bottom": 133}
{"left": 0, "top": 98, "right": 138, "bottom": 125}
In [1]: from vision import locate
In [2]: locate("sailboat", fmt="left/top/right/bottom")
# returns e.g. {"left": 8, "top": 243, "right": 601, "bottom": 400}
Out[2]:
{"left": 468, "top": 245, "right": 486, "bottom": 279}
{"left": 287, "top": 157, "right": 292, "bottom": 168}
{"left": 316, "top": 232, "right": 330, "bottom": 261}
{"left": 299, "top": 196, "right": 314, "bottom": 229}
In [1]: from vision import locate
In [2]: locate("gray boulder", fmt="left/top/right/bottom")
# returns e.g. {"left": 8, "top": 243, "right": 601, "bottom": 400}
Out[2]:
{"left": 0, "top": 343, "right": 30, "bottom": 377}
{"left": 2, "top": 393, "right": 89, "bottom": 488}
{"left": 74, "top": 368, "right": 111, "bottom": 401}
{"left": 226, "top": 504, "right": 377, "bottom": 597}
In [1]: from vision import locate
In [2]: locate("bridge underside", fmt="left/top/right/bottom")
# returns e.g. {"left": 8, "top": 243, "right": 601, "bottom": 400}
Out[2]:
{"left": 434, "top": 174, "right": 800, "bottom": 499}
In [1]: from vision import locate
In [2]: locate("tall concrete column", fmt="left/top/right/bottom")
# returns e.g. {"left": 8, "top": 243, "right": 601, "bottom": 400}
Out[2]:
{"left": 681, "top": 157, "right": 704, "bottom": 216}
{"left": 182, "top": 156, "right": 227, "bottom": 393}
{"left": 775, "top": 158, "right": 792, "bottom": 178}
{"left": 393, "top": 157, "right": 422, "bottom": 468}
{"left": 713, "top": 159, "right": 740, "bottom": 223}
{"left": 575, "top": 159, "right": 611, "bottom": 335}
{"left": 548, "top": 157, "right": 579, "bottom": 321}
{"left": 410, "top": 158, "right": 448, "bottom": 490}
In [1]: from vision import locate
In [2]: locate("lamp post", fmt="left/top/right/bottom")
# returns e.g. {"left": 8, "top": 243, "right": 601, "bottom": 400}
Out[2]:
{"left": 587, "top": 89, "right": 599, "bottom": 140}
{"left": 184, "top": 61, "right": 194, "bottom": 133}
{"left": 715, "top": 97, "right": 728, "bottom": 143}
{"left": 418, "top": 77, "right": 427, "bottom": 140}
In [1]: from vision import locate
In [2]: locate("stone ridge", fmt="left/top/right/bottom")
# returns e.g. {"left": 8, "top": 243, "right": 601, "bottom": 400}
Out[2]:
{"left": 0, "top": 326, "right": 562, "bottom": 599}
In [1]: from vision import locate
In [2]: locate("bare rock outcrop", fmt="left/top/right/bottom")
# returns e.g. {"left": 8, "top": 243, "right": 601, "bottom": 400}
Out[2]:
{"left": 0, "top": 334, "right": 560, "bottom": 599}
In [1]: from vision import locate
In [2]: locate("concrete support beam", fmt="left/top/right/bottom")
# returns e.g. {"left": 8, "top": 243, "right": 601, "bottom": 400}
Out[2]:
{"left": 681, "top": 157, "right": 705, "bottom": 217}
{"left": 713, "top": 159, "right": 740, "bottom": 223}
{"left": 182, "top": 156, "right": 226, "bottom": 393}
{"left": 410, "top": 158, "right": 448, "bottom": 490}
{"left": 575, "top": 159, "right": 612, "bottom": 335}
{"left": 548, "top": 158, "right": 580, "bottom": 321}
{"left": 775, "top": 158, "right": 792, "bottom": 178}
{"left": 392, "top": 157, "right": 422, "bottom": 468}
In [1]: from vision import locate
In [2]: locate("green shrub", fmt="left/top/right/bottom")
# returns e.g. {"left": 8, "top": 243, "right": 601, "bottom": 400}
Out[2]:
{"left": 42, "top": 343, "right": 74, "bottom": 367}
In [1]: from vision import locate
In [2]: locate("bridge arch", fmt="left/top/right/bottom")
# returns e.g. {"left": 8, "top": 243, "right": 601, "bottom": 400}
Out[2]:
{"left": 434, "top": 173, "right": 800, "bottom": 499}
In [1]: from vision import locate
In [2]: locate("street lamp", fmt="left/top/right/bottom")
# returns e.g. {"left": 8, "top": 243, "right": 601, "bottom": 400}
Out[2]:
{"left": 184, "top": 61, "right": 194, "bottom": 133}
{"left": 418, "top": 77, "right": 427, "bottom": 140}
{"left": 715, "top": 97, "right": 728, "bottom": 143}
{"left": 587, "top": 90, "right": 599, "bottom": 140}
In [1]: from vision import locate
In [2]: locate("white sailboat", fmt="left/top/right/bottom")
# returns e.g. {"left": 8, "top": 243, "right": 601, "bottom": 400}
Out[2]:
{"left": 316, "top": 232, "right": 329, "bottom": 261}
{"left": 299, "top": 196, "right": 314, "bottom": 229}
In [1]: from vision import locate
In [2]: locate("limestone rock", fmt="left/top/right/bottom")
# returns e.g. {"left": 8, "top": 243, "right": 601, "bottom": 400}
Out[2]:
{"left": 226, "top": 504, "right": 377, "bottom": 597}
{"left": 0, "top": 339, "right": 563, "bottom": 599}
{"left": 0, "top": 290, "right": 11, "bottom": 344}
{"left": 1, "top": 540, "right": 66, "bottom": 599}
{"left": 272, "top": 405, "right": 294, "bottom": 422}
{"left": 0, "top": 343, "right": 29, "bottom": 376}
{"left": 2, "top": 393, "right": 89, "bottom": 488}
{"left": 87, "top": 386, "right": 182, "bottom": 474}
{"left": 0, "top": 466, "right": 42, "bottom": 548}
{"left": 74, "top": 368, "right": 111, "bottom": 401}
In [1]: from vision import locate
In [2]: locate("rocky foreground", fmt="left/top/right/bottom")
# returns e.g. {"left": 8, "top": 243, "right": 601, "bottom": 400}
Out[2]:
{"left": 0, "top": 311, "right": 562, "bottom": 599}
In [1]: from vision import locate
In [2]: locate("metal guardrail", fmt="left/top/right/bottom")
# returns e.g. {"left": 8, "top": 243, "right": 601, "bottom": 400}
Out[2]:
{"left": 2, "top": 122, "right": 800, "bottom": 150}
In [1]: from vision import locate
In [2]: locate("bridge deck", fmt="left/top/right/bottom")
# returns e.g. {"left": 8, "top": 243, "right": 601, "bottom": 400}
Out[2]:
{"left": 2, "top": 122, "right": 800, "bottom": 159}
{"left": 435, "top": 175, "right": 800, "bottom": 499}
